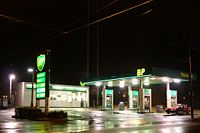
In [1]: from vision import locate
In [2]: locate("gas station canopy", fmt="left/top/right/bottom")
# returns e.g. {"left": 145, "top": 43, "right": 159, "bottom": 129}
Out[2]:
{"left": 82, "top": 67, "right": 196, "bottom": 87}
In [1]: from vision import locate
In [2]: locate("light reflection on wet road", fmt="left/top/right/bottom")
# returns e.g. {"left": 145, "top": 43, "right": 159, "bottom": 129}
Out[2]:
{"left": 0, "top": 109, "right": 200, "bottom": 133}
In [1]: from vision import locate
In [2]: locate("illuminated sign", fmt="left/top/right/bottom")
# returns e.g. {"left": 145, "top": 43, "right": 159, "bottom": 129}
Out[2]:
{"left": 180, "top": 72, "right": 193, "bottom": 79}
{"left": 26, "top": 84, "right": 36, "bottom": 89}
{"left": 105, "top": 89, "right": 113, "bottom": 95}
{"left": 51, "top": 85, "right": 87, "bottom": 92}
{"left": 137, "top": 68, "right": 145, "bottom": 76}
{"left": 133, "top": 90, "right": 138, "bottom": 96}
{"left": 26, "top": 83, "right": 87, "bottom": 92}
{"left": 80, "top": 81, "right": 85, "bottom": 87}
{"left": 144, "top": 89, "right": 151, "bottom": 96}
{"left": 37, "top": 54, "right": 46, "bottom": 71}
{"left": 36, "top": 72, "right": 46, "bottom": 99}
{"left": 171, "top": 90, "right": 177, "bottom": 97}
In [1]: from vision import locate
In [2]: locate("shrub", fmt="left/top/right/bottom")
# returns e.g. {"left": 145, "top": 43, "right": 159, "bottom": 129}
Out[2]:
{"left": 15, "top": 107, "right": 42, "bottom": 119}
{"left": 47, "top": 111, "right": 67, "bottom": 119}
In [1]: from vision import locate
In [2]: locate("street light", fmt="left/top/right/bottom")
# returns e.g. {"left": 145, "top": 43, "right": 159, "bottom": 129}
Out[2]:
{"left": 9, "top": 74, "right": 15, "bottom": 100}
{"left": 28, "top": 68, "right": 34, "bottom": 107}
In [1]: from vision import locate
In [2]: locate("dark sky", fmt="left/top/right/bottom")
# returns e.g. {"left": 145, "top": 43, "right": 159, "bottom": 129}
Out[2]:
{"left": 0, "top": 0, "right": 200, "bottom": 88}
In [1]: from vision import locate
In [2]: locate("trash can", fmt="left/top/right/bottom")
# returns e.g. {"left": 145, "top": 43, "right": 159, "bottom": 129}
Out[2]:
{"left": 156, "top": 105, "right": 164, "bottom": 113}
{"left": 119, "top": 102, "right": 125, "bottom": 110}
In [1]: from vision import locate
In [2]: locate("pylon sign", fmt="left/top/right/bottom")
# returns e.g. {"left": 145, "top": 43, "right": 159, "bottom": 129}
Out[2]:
{"left": 36, "top": 54, "right": 49, "bottom": 99}
{"left": 37, "top": 54, "right": 46, "bottom": 71}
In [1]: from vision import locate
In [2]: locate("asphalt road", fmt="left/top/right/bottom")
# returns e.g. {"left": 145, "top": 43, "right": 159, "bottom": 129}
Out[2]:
{"left": 1, "top": 108, "right": 200, "bottom": 133}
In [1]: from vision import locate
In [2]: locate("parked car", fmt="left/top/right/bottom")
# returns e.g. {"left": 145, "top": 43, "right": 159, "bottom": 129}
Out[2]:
{"left": 165, "top": 104, "right": 190, "bottom": 114}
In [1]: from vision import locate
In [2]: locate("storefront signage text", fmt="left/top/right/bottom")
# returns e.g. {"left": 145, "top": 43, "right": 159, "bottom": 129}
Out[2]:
{"left": 137, "top": 68, "right": 145, "bottom": 76}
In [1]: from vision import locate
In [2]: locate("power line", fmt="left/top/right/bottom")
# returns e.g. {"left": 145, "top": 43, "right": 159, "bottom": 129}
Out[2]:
{"left": 61, "top": 0, "right": 123, "bottom": 30}
{"left": 0, "top": 0, "right": 154, "bottom": 50}
{"left": 13, "top": 0, "right": 154, "bottom": 51}
{"left": 0, "top": 14, "right": 68, "bottom": 34}
{"left": 67, "top": 0, "right": 154, "bottom": 34}
{"left": 63, "top": 0, "right": 122, "bottom": 30}
{"left": 28, "top": 0, "right": 124, "bottom": 50}
{"left": 0, "top": 0, "right": 125, "bottom": 52}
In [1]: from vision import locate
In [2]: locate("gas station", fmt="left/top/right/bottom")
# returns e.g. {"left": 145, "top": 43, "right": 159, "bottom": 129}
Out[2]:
{"left": 12, "top": 51, "right": 196, "bottom": 115}
{"left": 83, "top": 67, "right": 195, "bottom": 112}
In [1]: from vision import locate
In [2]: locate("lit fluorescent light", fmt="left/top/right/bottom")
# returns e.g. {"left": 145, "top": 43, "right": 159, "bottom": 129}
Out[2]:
{"left": 150, "top": 77, "right": 156, "bottom": 80}
{"left": 174, "top": 79, "right": 181, "bottom": 83}
{"left": 119, "top": 81, "right": 125, "bottom": 88}
{"left": 144, "top": 77, "right": 150, "bottom": 86}
{"left": 95, "top": 82, "right": 102, "bottom": 87}
{"left": 132, "top": 78, "right": 139, "bottom": 85}
{"left": 108, "top": 81, "right": 113, "bottom": 87}
{"left": 162, "top": 77, "right": 169, "bottom": 82}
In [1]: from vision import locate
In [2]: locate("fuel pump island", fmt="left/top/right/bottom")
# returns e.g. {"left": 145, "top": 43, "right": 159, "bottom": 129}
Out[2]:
{"left": 83, "top": 67, "right": 196, "bottom": 112}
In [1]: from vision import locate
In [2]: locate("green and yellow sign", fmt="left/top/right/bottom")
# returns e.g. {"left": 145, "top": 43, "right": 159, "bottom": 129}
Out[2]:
{"left": 36, "top": 72, "right": 46, "bottom": 99}
{"left": 37, "top": 54, "right": 46, "bottom": 71}
{"left": 36, "top": 54, "right": 49, "bottom": 99}
{"left": 137, "top": 68, "right": 145, "bottom": 76}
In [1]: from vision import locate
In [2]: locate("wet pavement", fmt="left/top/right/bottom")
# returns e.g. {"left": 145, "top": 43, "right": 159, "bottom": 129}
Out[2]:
{"left": 1, "top": 108, "right": 200, "bottom": 133}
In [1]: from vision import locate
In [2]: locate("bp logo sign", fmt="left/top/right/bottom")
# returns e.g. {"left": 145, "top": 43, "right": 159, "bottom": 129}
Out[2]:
{"left": 37, "top": 54, "right": 46, "bottom": 71}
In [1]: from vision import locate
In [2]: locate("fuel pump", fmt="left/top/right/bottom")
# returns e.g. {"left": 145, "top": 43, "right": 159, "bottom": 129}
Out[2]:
{"left": 144, "top": 89, "right": 151, "bottom": 112}
{"left": 171, "top": 90, "right": 177, "bottom": 107}
{"left": 133, "top": 90, "right": 139, "bottom": 110}
{"left": 105, "top": 89, "right": 113, "bottom": 110}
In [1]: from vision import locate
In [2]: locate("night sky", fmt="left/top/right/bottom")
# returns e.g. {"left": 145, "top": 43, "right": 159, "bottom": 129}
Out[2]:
{"left": 0, "top": 0, "right": 200, "bottom": 91}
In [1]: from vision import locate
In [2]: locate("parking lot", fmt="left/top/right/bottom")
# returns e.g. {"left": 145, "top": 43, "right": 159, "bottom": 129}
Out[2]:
{"left": 1, "top": 107, "right": 200, "bottom": 132}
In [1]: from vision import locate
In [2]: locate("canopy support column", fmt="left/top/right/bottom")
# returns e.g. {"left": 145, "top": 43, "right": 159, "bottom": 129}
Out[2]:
{"left": 166, "top": 82, "right": 171, "bottom": 108}
{"left": 128, "top": 86, "right": 133, "bottom": 109}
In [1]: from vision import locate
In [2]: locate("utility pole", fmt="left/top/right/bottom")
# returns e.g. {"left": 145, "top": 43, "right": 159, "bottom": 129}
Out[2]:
{"left": 96, "top": 0, "right": 99, "bottom": 77}
{"left": 96, "top": 0, "right": 99, "bottom": 106}
{"left": 45, "top": 50, "right": 51, "bottom": 116}
{"left": 188, "top": 47, "right": 194, "bottom": 119}
{"left": 86, "top": 0, "right": 90, "bottom": 78}
{"left": 187, "top": 26, "right": 194, "bottom": 119}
